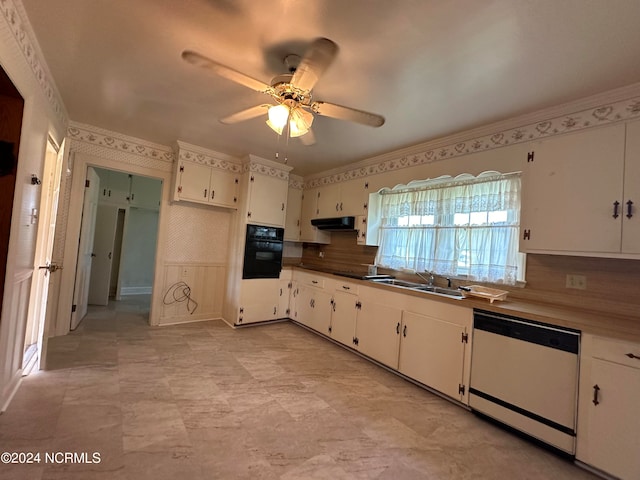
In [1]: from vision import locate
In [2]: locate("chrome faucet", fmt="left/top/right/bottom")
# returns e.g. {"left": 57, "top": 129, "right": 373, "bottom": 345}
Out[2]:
{"left": 416, "top": 271, "right": 435, "bottom": 286}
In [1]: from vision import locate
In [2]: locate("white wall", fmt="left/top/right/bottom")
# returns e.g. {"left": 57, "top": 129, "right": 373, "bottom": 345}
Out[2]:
{"left": 0, "top": 0, "right": 68, "bottom": 410}
{"left": 119, "top": 207, "right": 159, "bottom": 295}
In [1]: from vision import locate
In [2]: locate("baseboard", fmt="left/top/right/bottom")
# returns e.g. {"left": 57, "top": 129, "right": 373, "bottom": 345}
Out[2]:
{"left": 157, "top": 315, "right": 222, "bottom": 327}
{"left": 1, "top": 371, "right": 23, "bottom": 413}
{"left": 120, "top": 286, "right": 152, "bottom": 295}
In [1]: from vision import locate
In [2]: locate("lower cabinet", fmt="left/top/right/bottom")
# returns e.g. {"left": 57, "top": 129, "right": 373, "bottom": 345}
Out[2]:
{"left": 329, "top": 289, "right": 359, "bottom": 346}
{"left": 355, "top": 297, "right": 402, "bottom": 369}
{"left": 577, "top": 335, "right": 640, "bottom": 480}
{"left": 398, "top": 311, "right": 468, "bottom": 402}
{"left": 296, "top": 284, "right": 332, "bottom": 334}
{"left": 237, "top": 279, "right": 280, "bottom": 325}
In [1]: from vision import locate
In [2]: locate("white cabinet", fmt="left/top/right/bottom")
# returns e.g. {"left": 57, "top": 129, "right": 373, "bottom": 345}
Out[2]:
{"left": 355, "top": 291, "right": 402, "bottom": 369}
{"left": 96, "top": 168, "right": 130, "bottom": 205}
{"left": 316, "top": 178, "right": 369, "bottom": 218}
{"left": 245, "top": 171, "right": 288, "bottom": 227}
{"left": 355, "top": 215, "right": 367, "bottom": 245}
{"left": 577, "top": 335, "right": 640, "bottom": 480}
{"left": 399, "top": 310, "right": 468, "bottom": 401}
{"left": 175, "top": 160, "right": 239, "bottom": 209}
{"left": 299, "top": 187, "right": 330, "bottom": 244}
{"left": 284, "top": 185, "right": 303, "bottom": 241}
{"left": 237, "top": 279, "right": 280, "bottom": 325}
{"left": 520, "top": 122, "right": 640, "bottom": 256}
{"left": 130, "top": 175, "right": 162, "bottom": 209}
{"left": 278, "top": 279, "right": 292, "bottom": 319}
{"left": 329, "top": 284, "right": 359, "bottom": 346}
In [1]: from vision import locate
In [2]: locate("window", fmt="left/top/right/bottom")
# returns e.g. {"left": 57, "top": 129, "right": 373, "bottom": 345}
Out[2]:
{"left": 375, "top": 171, "right": 523, "bottom": 285}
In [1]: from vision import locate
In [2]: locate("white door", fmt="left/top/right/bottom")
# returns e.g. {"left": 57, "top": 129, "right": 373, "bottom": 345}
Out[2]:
{"left": 87, "top": 204, "right": 118, "bottom": 306}
{"left": 24, "top": 137, "right": 64, "bottom": 371}
{"left": 70, "top": 167, "right": 100, "bottom": 330}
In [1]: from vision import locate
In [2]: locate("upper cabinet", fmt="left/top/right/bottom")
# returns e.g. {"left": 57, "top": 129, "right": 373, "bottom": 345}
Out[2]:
{"left": 284, "top": 177, "right": 303, "bottom": 241}
{"left": 172, "top": 141, "right": 241, "bottom": 209}
{"left": 520, "top": 122, "right": 639, "bottom": 256}
{"left": 130, "top": 174, "right": 162, "bottom": 209}
{"left": 316, "top": 178, "right": 369, "bottom": 218}
{"left": 299, "top": 186, "right": 330, "bottom": 244}
{"left": 95, "top": 168, "right": 161, "bottom": 210}
{"left": 242, "top": 155, "right": 291, "bottom": 227}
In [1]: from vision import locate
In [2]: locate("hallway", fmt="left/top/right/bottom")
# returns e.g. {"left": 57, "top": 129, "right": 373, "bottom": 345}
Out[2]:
{"left": 0, "top": 299, "right": 596, "bottom": 479}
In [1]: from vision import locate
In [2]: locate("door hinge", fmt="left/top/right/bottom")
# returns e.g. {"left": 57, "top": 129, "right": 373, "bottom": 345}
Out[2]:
{"left": 527, "top": 151, "right": 535, "bottom": 163}
{"left": 353, "top": 337, "right": 359, "bottom": 346}
{"left": 328, "top": 326, "right": 332, "bottom": 333}
{"left": 72, "top": 304, "right": 77, "bottom": 312}
{"left": 355, "top": 301, "right": 362, "bottom": 310}
{"left": 458, "top": 384, "right": 466, "bottom": 395}
{"left": 177, "top": 186, "right": 182, "bottom": 193}
{"left": 239, "top": 307, "right": 244, "bottom": 314}
{"left": 288, "top": 282, "right": 292, "bottom": 289}
{"left": 179, "top": 165, "right": 184, "bottom": 172}
{"left": 85, "top": 179, "right": 90, "bottom": 188}
{"left": 286, "top": 308, "right": 290, "bottom": 315}
{"left": 250, "top": 175, "right": 254, "bottom": 182}
{"left": 247, "top": 212, "right": 252, "bottom": 218}
{"left": 523, "top": 229, "right": 531, "bottom": 240}
{"left": 461, "top": 332, "right": 469, "bottom": 343}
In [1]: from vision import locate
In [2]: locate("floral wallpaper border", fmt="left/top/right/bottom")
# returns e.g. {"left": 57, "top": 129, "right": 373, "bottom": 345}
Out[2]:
{"left": 305, "top": 96, "right": 640, "bottom": 188}
{"left": 68, "top": 124, "right": 175, "bottom": 164}
{"left": 1, "top": 0, "right": 68, "bottom": 125}
{"left": 244, "top": 161, "right": 290, "bottom": 181}
{"left": 177, "top": 148, "right": 242, "bottom": 174}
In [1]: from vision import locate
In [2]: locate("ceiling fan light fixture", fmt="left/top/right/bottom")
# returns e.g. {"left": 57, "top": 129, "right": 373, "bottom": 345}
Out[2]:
{"left": 288, "top": 108, "right": 314, "bottom": 137}
{"left": 267, "top": 104, "right": 290, "bottom": 129}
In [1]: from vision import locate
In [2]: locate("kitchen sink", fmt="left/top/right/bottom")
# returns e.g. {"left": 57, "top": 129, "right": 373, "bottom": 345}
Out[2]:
{"left": 371, "top": 278, "right": 464, "bottom": 299}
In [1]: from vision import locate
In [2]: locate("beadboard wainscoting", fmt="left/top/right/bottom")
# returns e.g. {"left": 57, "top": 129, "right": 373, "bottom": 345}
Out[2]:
{"left": 159, "top": 263, "right": 226, "bottom": 325}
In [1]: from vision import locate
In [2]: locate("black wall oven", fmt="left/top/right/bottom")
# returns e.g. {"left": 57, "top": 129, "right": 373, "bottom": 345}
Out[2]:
{"left": 242, "top": 224, "right": 284, "bottom": 279}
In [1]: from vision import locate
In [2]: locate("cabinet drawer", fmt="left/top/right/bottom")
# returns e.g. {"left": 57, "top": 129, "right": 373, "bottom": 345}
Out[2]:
{"left": 335, "top": 281, "right": 359, "bottom": 295}
{"left": 294, "top": 271, "right": 326, "bottom": 289}
{"left": 592, "top": 336, "right": 640, "bottom": 369}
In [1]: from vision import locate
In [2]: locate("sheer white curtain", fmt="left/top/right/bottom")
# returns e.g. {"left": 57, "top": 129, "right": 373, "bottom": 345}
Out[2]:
{"left": 375, "top": 172, "right": 522, "bottom": 285}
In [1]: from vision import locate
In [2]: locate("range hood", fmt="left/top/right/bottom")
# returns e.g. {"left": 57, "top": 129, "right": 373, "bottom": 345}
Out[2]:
{"left": 311, "top": 216, "right": 356, "bottom": 231}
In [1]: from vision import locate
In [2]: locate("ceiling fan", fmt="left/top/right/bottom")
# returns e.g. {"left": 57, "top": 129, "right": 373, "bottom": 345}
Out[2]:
{"left": 181, "top": 38, "right": 385, "bottom": 146}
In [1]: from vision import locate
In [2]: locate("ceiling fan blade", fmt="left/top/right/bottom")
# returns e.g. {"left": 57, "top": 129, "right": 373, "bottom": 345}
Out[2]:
{"left": 181, "top": 50, "right": 270, "bottom": 92}
{"left": 312, "top": 101, "right": 385, "bottom": 127}
{"left": 290, "top": 38, "right": 339, "bottom": 91}
{"left": 300, "top": 128, "right": 316, "bottom": 146}
{"left": 220, "top": 104, "right": 270, "bottom": 124}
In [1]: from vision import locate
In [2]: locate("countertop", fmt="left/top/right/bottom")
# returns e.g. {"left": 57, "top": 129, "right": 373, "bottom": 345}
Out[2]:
{"left": 285, "top": 263, "right": 640, "bottom": 343}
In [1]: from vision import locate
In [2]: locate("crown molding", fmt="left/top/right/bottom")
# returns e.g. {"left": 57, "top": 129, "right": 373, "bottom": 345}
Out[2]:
{"left": 2, "top": 0, "right": 68, "bottom": 125}
{"left": 305, "top": 82, "right": 640, "bottom": 187}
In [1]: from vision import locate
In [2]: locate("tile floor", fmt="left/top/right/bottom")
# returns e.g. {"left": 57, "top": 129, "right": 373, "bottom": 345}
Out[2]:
{"left": 0, "top": 296, "right": 598, "bottom": 479}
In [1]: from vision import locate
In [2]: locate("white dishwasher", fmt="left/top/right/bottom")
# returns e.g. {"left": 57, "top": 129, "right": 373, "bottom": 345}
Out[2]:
{"left": 469, "top": 310, "right": 580, "bottom": 455}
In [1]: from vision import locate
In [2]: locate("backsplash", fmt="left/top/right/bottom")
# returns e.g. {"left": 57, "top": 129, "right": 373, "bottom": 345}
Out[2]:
{"left": 301, "top": 233, "right": 640, "bottom": 320}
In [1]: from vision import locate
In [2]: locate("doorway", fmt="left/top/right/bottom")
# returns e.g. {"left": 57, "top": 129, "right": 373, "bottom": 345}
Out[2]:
{"left": 73, "top": 167, "right": 162, "bottom": 327}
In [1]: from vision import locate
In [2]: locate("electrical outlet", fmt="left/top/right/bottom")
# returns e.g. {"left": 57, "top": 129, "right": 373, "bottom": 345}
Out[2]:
{"left": 181, "top": 267, "right": 189, "bottom": 278}
{"left": 319, "top": 251, "right": 324, "bottom": 258}
{"left": 565, "top": 274, "right": 587, "bottom": 290}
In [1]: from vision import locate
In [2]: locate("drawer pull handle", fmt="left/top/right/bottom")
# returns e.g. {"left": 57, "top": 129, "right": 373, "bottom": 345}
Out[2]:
{"left": 627, "top": 200, "right": 634, "bottom": 219}
{"left": 625, "top": 353, "right": 640, "bottom": 360}
{"left": 312, "top": 280, "right": 318, "bottom": 284}
{"left": 592, "top": 384, "right": 600, "bottom": 406}
{"left": 403, "top": 325, "right": 407, "bottom": 337}
{"left": 396, "top": 322, "right": 400, "bottom": 334}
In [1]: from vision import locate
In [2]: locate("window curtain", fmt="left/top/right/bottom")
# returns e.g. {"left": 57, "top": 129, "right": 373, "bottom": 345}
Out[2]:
{"left": 375, "top": 173, "right": 521, "bottom": 285}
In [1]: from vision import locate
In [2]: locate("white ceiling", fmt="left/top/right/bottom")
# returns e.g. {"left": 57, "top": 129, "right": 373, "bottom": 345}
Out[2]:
{"left": 20, "top": 0, "right": 640, "bottom": 176}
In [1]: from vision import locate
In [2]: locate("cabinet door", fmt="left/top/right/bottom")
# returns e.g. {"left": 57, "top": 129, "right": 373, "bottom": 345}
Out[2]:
{"left": 316, "top": 183, "right": 341, "bottom": 218}
{"left": 178, "top": 161, "right": 211, "bottom": 203}
{"left": 520, "top": 124, "right": 625, "bottom": 253}
{"left": 238, "top": 279, "right": 279, "bottom": 325}
{"left": 209, "top": 168, "right": 239, "bottom": 208}
{"left": 585, "top": 358, "right": 640, "bottom": 480}
{"left": 248, "top": 173, "right": 288, "bottom": 226}
{"left": 299, "top": 187, "right": 330, "bottom": 243}
{"left": 278, "top": 280, "right": 291, "bottom": 318}
{"left": 340, "top": 179, "right": 367, "bottom": 217}
{"left": 330, "top": 290, "right": 358, "bottom": 346}
{"left": 622, "top": 120, "right": 640, "bottom": 254}
{"left": 130, "top": 175, "right": 162, "bottom": 209}
{"left": 356, "top": 300, "right": 402, "bottom": 369}
{"left": 284, "top": 186, "right": 303, "bottom": 241}
{"left": 295, "top": 286, "right": 331, "bottom": 333}
{"left": 399, "top": 311, "right": 466, "bottom": 400}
